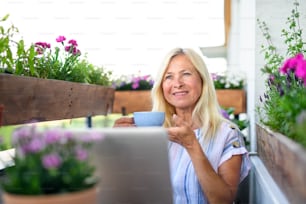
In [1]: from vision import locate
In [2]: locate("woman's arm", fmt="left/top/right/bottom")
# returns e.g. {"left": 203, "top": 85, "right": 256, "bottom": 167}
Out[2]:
{"left": 167, "top": 117, "right": 242, "bottom": 204}
{"left": 187, "top": 140, "right": 242, "bottom": 204}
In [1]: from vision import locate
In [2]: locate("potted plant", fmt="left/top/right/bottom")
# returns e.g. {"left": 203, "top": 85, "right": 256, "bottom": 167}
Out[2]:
{"left": 211, "top": 71, "right": 247, "bottom": 115}
{"left": 256, "top": 0, "right": 306, "bottom": 202}
{"left": 112, "top": 73, "right": 154, "bottom": 115}
{"left": 0, "top": 14, "right": 115, "bottom": 126}
{"left": 0, "top": 124, "right": 103, "bottom": 204}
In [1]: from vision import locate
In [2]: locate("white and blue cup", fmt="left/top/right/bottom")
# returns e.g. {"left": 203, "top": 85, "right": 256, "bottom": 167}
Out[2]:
{"left": 133, "top": 111, "right": 165, "bottom": 127}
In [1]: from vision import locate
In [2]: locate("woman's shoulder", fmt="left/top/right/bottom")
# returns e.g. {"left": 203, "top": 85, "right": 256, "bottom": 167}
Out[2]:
{"left": 219, "top": 120, "right": 239, "bottom": 134}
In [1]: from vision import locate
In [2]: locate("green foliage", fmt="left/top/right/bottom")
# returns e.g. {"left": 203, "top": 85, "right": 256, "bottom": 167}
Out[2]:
{"left": 221, "top": 107, "right": 249, "bottom": 131}
{"left": 0, "top": 14, "right": 112, "bottom": 86}
{"left": 75, "top": 58, "right": 113, "bottom": 86}
{"left": 257, "top": 0, "right": 306, "bottom": 148}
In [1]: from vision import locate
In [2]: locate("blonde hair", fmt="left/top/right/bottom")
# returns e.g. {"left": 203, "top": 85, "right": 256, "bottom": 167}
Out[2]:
{"left": 151, "top": 48, "right": 227, "bottom": 144}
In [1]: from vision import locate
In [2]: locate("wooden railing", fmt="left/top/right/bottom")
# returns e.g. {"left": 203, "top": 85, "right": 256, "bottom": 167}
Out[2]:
{"left": 0, "top": 74, "right": 115, "bottom": 126}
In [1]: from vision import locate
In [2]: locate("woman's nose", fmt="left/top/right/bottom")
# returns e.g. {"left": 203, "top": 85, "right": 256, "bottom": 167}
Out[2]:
{"left": 173, "top": 77, "right": 184, "bottom": 88}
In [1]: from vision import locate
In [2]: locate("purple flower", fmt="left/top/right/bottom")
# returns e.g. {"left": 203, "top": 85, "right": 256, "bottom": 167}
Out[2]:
{"left": 75, "top": 147, "right": 88, "bottom": 161}
{"left": 42, "top": 153, "right": 62, "bottom": 169}
{"left": 12, "top": 125, "right": 34, "bottom": 145}
{"left": 56, "top": 35, "right": 66, "bottom": 43}
{"left": 26, "top": 138, "right": 45, "bottom": 153}
{"left": 45, "top": 129, "right": 62, "bottom": 144}
{"left": 220, "top": 109, "right": 230, "bottom": 119}
{"left": 79, "top": 132, "right": 104, "bottom": 143}
{"left": 211, "top": 73, "right": 218, "bottom": 81}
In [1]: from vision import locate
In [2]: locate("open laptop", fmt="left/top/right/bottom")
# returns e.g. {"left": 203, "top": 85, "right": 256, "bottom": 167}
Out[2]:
{"left": 89, "top": 127, "right": 173, "bottom": 204}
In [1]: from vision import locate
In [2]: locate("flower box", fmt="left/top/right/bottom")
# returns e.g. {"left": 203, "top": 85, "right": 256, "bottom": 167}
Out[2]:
{"left": 256, "top": 123, "right": 306, "bottom": 203}
{"left": 216, "top": 89, "right": 246, "bottom": 114}
{"left": 0, "top": 74, "right": 115, "bottom": 126}
{"left": 113, "top": 89, "right": 246, "bottom": 115}
{"left": 112, "top": 91, "right": 152, "bottom": 115}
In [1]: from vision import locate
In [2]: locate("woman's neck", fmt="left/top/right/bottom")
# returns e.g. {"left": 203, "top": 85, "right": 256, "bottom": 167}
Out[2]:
{"left": 175, "top": 109, "right": 200, "bottom": 130}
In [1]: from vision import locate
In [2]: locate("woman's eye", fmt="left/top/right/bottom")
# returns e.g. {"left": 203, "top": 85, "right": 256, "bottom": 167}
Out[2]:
{"left": 183, "top": 72, "right": 191, "bottom": 76}
{"left": 164, "top": 75, "right": 172, "bottom": 80}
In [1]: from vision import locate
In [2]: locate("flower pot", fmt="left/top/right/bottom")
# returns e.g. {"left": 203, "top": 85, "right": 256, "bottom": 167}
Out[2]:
{"left": 256, "top": 123, "right": 306, "bottom": 203}
{"left": 2, "top": 187, "right": 98, "bottom": 204}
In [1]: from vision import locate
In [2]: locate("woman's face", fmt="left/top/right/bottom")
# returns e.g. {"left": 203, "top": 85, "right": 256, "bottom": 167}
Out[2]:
{"left": 162, "top": 54, "right": 203, "bottom": 111}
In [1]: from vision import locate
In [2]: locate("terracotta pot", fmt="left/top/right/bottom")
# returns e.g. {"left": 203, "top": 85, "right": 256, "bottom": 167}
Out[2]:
{"left": 2, "top": 187, "right": 98, "bottom": 204}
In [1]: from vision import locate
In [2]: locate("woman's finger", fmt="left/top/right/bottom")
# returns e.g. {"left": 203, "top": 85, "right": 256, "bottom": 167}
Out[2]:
{"left": 113, "top": 117, "right": 135, "bottom": 127}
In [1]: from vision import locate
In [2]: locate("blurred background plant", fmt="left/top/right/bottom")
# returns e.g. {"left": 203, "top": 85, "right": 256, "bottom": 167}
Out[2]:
{"left": 112, "top": 73, "right": 154, "bottom": 91}
{"left": 211, "top": 71, "right": 246, "bottom": 89}
{"left": 257, "top": 0, "right": 306, "bottom": 148}
{"left": 221, "top": 107, "right": 249, "bottom": 131}
{"left": 0, "top": 14, "right": 112, "bottom": 86}
{"left": 0, "top": 125, "right": 103, "bottom": 195}
{"left": 221, "top": 107, "right": 249, "bottom": 147}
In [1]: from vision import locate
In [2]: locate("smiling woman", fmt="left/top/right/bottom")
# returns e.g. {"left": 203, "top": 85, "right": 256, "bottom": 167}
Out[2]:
{"left": 113, "top": 47, "right": 251, "bottom": 204}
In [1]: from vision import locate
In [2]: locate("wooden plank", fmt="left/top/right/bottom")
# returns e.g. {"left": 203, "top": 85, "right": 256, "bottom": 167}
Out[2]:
{"left": 113, "top": 89, "right": 246, "bottom": 115}
{"left": 256, "top": 124, "right": 306, "bottom": 203}
{"left": 0, "top": 74, "right": 115, "bottom": 125}
{"left": 112, "top": 91, "right": 152, "bottom": 115}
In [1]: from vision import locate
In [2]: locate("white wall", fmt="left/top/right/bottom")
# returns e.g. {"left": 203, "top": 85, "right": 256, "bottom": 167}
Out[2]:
{"left": 227, "top": 0, "right": 256, "bottom": 148}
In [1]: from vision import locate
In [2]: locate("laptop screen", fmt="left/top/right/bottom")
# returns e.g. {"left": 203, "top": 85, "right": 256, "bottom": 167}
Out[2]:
{"left": 89, "top": 127, "right": 173, "bottom": 203}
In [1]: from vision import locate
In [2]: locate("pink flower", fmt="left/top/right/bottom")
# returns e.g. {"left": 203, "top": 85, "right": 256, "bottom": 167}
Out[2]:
{"left": 35, "top": 42, "right": 51, "bottom": 49}
{"left": 45, "top": 129, "right": 62, "bottom": 144}
{"left": 68, "top": 39, "right": 78, "bottom": 46}
{"left": 279, "top": 53, "right": 304, "bottom": 73}
{"left": 56, "top": 35, "right": 66, "bottom": 43}
{"left": 26, "top": 138, "right": 45, "bottom": 153}
{"left": 75, "top": 147, "right": 88, "bottom": 161}
{"left": 132, "top": 82, "right": 140, "bottom": 89}
{"left": 296, "top": 59, "right": 306, "bottom": 85}
{"left": 42, "top": 153, "right": 62, "bottom": 169}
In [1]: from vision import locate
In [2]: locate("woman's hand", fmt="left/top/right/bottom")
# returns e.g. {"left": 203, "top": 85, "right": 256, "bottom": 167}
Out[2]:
{"left": 167, "top": 114, "right": 197, "bottom": 148}
{"left": 113, "top": 117, "right": 135, "bottom": 127}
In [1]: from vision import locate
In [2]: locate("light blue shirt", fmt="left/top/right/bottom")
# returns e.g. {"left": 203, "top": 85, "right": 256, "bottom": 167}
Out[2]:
{"left": 168, "top": 122, "right": 251, "bottom": 204}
